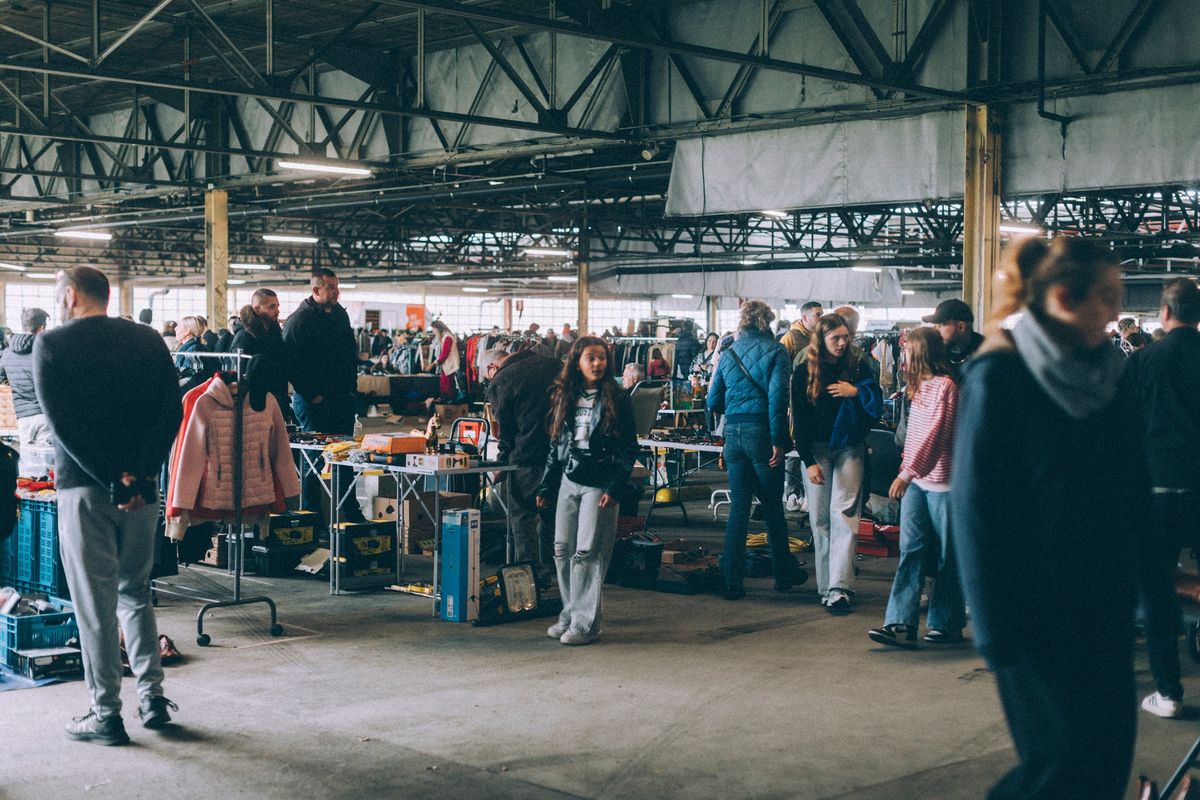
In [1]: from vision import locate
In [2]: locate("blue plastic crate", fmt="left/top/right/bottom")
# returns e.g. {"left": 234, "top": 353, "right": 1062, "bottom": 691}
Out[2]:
{"left": 32, "top": 501, "right": 58, "bottom": 589}
{"left": 13, "top": 508, "right": 36, "bottom": 584}
{"left": 0, "top": 520, "right": 15, "bottom": 584}
{"left": 1, "top": 596, "right": 77, "bottom": 652}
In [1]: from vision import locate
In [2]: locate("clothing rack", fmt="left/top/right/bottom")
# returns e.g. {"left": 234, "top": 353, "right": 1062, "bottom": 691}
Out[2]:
{"left": 152, "top": 349, "right": 284, "bottom": 646}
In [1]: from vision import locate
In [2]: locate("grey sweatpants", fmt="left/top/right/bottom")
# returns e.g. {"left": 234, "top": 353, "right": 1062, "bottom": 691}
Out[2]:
{"left": 554, "top": 476, "right": 618, "bottom": 637}
{"left": 57, "top": 485, "right": 164, "bottom": 717}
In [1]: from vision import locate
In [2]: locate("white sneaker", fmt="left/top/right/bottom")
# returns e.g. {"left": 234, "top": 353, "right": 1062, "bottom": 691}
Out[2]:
{"left": 560, "top": 628, "right": 595, "bottom": 646}
{"left": 826, "top": 589, "right": 852, "bottom": 612}
{"left": 799, "top": 496, "right": 809, "bottom": 514}
{"left": 785, "top": 494, "right": 801, "bottom": 512}
{"left": 1142, "top": 691, "right": 1183, "bottom": 719}
{"left": 547, "top": 621, "right": 568, "bottom": 639}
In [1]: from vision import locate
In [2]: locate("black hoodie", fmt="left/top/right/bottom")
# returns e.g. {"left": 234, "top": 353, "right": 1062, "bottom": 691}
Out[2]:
{"left": 0, "top": 332, "right": 42, "bottom": 418}
{"left": 282, "top": 297, "right": 357, "bottom": 403}
{"left": 231, "top": 310, "right": 290, "bottom": 420}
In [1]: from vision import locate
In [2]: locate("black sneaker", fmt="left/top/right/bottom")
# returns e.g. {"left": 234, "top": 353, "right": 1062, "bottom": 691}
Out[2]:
{"left": 66, "top": 711, "right": 130, "bottom": 745}
{"left": 138, "top": 695, "right": 178, "bottom": 729}
{"left": 923, "top": 629, "right": 964, "bottom": 644}
{"left": 868, "top": 624, "right": 918, "bottom": 649}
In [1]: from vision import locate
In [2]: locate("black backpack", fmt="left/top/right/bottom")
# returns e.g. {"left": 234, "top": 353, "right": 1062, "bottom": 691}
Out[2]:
{"left": 0, "top": 444, "right": 18, "bottom": 541}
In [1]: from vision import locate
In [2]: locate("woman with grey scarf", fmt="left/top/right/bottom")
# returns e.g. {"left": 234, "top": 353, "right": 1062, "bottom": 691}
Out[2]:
{"left": 950, "top": 237, "right": 1150, "bottom": 800}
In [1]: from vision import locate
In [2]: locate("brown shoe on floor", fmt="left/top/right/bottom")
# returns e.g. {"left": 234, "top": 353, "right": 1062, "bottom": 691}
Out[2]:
{"left": 158, "top": 634, "right": 184, "bottom": 666}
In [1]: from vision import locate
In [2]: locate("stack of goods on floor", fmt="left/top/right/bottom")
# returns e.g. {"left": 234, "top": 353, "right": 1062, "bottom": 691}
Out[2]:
{"left": 0, "top": 589, "right": 82, "bottom": 680}
{"left": 856, "top": 518, "right": 900, "bottom": 558}
{"left": 717, "top": 533, "right": 811, "bottom": 582}
{"left": 250, "top": 511, "right": 322, "bottom": 577}
{"left": 656, "top": 540, "right": 721, "bottom": 595}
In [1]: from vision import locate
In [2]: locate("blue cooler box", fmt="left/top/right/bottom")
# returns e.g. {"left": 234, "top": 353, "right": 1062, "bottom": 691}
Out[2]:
{"left": 440, "top": 509, "right": 480, "bottom": 623}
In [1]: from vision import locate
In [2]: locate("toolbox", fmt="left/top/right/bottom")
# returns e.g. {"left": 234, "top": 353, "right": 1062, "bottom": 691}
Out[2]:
{"left": 332, "top": 521, "right": 396, "bottom": 590}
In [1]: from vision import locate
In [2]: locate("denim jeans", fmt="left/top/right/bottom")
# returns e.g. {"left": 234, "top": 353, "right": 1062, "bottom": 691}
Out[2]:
{"left": 293, "top": 393, "right": 362, "bottom": 520}
{"left": 554, "top": 476, "right": 618, "bottom": 637}
{"left": 883, "top": 483, "right": 966, "bottom": 632}
{"left": 802, "top": 442, "right": 864, "bottom": 596}
{"left": 505, "top": 464, "right": 556, "bottom": 565}
{"left": 721, "top": 421, "right": 791, "bottom": 589}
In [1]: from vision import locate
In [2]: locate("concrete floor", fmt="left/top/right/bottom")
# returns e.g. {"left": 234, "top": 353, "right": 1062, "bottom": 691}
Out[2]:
{"left": 2, "top": 496, "right": 1196, "bottom": 800}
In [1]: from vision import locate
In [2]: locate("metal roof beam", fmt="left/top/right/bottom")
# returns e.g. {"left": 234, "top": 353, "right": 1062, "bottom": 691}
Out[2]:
{"left": 380, "top": 0, "right": 965, "bottom": 101}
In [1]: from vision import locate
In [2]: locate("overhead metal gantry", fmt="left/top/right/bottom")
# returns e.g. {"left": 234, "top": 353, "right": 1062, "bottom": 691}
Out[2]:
{"left": 0, "top": 0, "right": 1194, "bottom": 293}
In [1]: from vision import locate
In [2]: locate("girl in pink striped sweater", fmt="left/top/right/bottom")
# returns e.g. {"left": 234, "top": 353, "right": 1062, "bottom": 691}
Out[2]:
{"left": 868, "top": 327, "right": 967, "bottom": 649}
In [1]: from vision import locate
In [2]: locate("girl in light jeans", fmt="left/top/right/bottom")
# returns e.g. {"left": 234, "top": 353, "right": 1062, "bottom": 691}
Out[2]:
{"left": 791, "top": 313, "right": 881, "bottom": 612}
{"left": 868, "top": 327, "right": 964, "bottom": 648}
{"left": 537, "top": 337, "right": 638, "bottom": 646}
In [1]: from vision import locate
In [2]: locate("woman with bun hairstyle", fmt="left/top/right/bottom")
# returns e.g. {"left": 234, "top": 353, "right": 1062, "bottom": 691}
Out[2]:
{"left": 791, "top": 313, "right": 882, "bottom": 612}
{"left": 537, "top": 337, "right": 638, "bottom": 646}
{"left": 951, "top": 237, "right": 1149, "bottom": 800}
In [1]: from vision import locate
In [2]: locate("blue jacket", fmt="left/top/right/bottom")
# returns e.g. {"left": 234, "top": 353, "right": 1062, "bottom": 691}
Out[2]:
{"left": 706, "top": 328, "right": 791, "bottom": 448}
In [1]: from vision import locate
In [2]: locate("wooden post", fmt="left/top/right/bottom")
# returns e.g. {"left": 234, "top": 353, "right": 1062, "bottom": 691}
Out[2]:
{"left": 962, "top": 104, "right": 1002, "bottom": 326}
{"left": 204, "top": 188, "right": 229, "bottom": 330}
{"left": 501, "top": 297, "right": 512, "bottom": 331}
{"left": 118, "top": 281, "right": 133, "bottom": 318}
{"left": 576, "top": 260, "right": 589, "bottom": 335}
{"left": 706, "top": 296, "right": 719, "bottom": 334}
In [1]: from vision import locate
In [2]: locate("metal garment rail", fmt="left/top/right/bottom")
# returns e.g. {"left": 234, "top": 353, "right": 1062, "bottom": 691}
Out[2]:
{"left": 151, "top": 350, "right": 284, "bottom": 646}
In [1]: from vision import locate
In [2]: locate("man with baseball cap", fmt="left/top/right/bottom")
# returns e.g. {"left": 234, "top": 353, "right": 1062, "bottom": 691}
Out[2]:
{"left": 922, "top": 299, "right": 984, "bottom": 375}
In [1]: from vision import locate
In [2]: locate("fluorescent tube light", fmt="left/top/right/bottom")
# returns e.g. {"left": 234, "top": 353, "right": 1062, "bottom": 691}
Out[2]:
{"left": 548, "top": 275, "right": 578, "bottom": 283}
{"left": 27, "top": 272, "right": 57, "bottom": 280}
{"left": 901, "top": 289, "right": 916, "bottom": 296}
{"left": 488, "top": 180, "right": 505, "bottom": 186}
{"left": 227, "top": 279, "right": 247, "bottom": 285}
{"left": 431, "top": 270, "right": 454, "bottom": 277}
{"left": 739, "top": 259, "right": 758, "bottom": 266}
{"left": 263, "top": 234, "right": 319, "bottom": 244}
{"left": 55, "top": 229, "right": 112, "bottom": 241}
{"left": 0, "top": 262, "right": 25, "bottom": 272}
{"left": 523, "top": 247, "right": 572, "bottom": 257}
{"left": 760, "top": 210, "right": 789, "bottom": 219}
{"left": 276, "top": 159, "right": 372, "bottom": 177}
{"left": 463, "top": 287, "right": 489, "bottom": 293}
{"left": 851, "top": 266, "right": 882, "bottom": 273}
{"left": 230, "top": 263, "right": 273, "bottom": 270}
{"left": 339, "top": 283, "right": 357, "bottom": 289}
{"left": 671, "top": 293, "right": 694, "bottom": 299}
{"left": 999, "top": 222, "right": 1043, "bottom": 234}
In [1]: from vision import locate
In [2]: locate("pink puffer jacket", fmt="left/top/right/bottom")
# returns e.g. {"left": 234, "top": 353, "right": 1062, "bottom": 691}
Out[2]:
{"left": 170, "top": 378, "right": 300, "bottom": 513}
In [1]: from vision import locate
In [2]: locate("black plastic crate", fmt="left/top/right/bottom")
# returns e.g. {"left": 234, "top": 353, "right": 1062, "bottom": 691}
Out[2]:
{"left": 332, "top": 522, "right": 395, "bottom": 590}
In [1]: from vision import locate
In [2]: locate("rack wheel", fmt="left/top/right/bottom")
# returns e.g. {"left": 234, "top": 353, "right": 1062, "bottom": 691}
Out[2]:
{"left": 1188, "top": 623, "right": 1200, "bottom": 664}
{"left": 270, "top": 624, "right": 285, "bottom": 637}
{"left": 196, "top": 634, "right": 211, "bottom": 647}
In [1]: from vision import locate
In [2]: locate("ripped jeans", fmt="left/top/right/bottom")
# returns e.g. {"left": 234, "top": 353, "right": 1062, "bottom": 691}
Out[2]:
{"left": 554, "top": 475, "right": 619, "bottom": 638}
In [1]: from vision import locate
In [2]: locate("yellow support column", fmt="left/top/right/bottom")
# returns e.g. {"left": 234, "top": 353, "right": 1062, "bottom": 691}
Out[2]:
{"left": 962, "top": 104, "right": 1002, "bottom": 326}
{"left": 204, "top": 188, "right": 229, "bottom": 329}
{"left": 576, "top": 260, "right": 589, "bottom": 335}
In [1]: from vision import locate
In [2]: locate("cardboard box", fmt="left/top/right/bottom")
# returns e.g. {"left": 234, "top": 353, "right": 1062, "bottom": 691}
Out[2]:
{"left": 400, "top": 491, "right": 472, "bottom": 553}
{"left": 373, "top": 497, "right": 399, "bottom": 520}
{"left": 362, "top": 433, "right": 426, "bottom": 455}
{"left": 433, "top": 403, "right": 469, "bottom": 429}
{"left": 405, "top": 453, "right": 470, "bottom": 471}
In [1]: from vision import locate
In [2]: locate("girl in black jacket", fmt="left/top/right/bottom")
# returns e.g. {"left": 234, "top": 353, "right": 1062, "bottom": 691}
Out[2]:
{"left": 537, "top": 336, "right": 638, "bottom": 646}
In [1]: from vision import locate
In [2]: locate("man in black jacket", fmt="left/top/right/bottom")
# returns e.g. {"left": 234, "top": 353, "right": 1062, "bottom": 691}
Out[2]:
{"left": 34, "top": 266, "right": 182, "bottom": 744}
{"left": 1124, "top": 277, "right": 1200, "bottom": 720}
{"left": 0, "top": 307, "right": 51, "bottom": 447}
{"left": 231, "top": 288, "right": 290, "bottom": 421}
{"left": 283, "top": 269, "right": 357, "bottom": 434}
{"left": 923, "top": 299, "right": 985, "bottom": 377}
{"left": 283, "top": 269, "right": 363, "bottom": 521}
{"left": 484, "top": 347, "right": 561, "bottom": 565}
